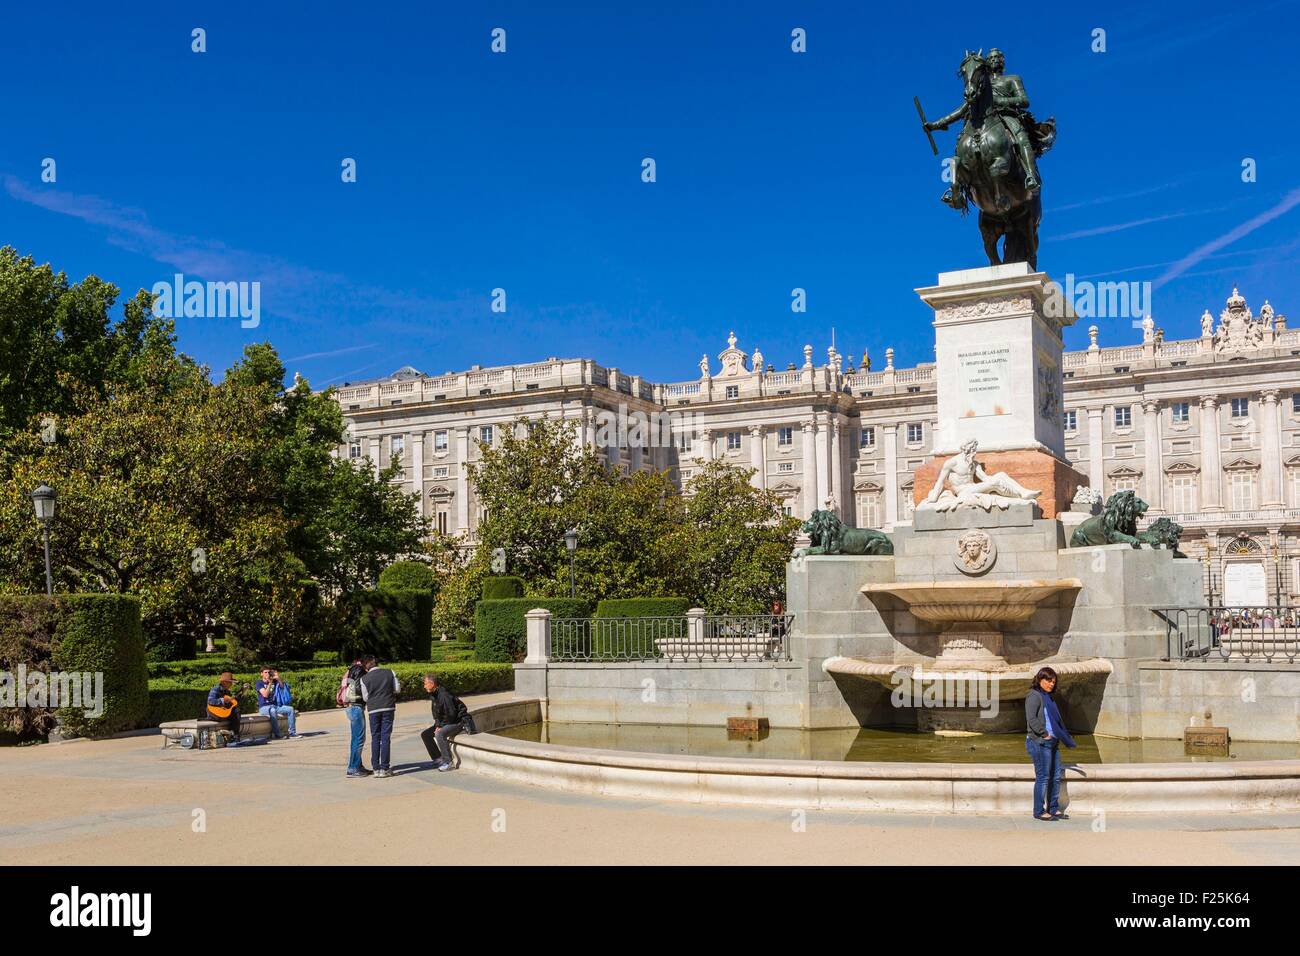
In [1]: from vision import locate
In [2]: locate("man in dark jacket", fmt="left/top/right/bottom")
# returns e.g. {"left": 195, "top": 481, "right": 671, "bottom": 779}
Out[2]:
{"left": 206, "top": 672, "right": 242, "bottom": 744}
{"left": 419, "top": 673, "right": 470, "bottom": 772}
{"left": 358, "top": 656, "right": 400, "bottom": 777}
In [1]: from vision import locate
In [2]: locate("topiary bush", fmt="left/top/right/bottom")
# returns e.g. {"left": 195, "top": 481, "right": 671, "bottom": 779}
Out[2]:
{"left": 480, "top": 575, "right": 524, "bottom": 600}
{"left": 378, "top": 560, "right": 435, "bottom": 593}
{"left": 341, "top": 589, "right": 434, "bottom": 663}
{"left": 474, "top": 597, "right": 593, "bottom": 663}
{"left": 591, "top": 597, "right": 693, "bottom": 660}
{"left": 0, "top": 595, "right": 66, "bottom": 740}
{"left": 53, "top": 595, "right": 149, "bottom": 738}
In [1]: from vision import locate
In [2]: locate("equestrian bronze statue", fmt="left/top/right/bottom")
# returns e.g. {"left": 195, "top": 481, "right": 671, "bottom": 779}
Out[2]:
{"left": 918, "top": 48, "right": 1056, "bottom": 269}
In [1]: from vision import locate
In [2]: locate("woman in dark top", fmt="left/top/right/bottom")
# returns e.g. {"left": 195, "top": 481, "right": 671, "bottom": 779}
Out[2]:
{"left": 1024, "top": 666, "right": 1076, "bottom": 820}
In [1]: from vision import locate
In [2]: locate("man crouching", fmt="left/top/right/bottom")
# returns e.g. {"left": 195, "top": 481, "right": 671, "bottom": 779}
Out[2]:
{"left": 420, "top": 673, "right": 474, "bottom": 772}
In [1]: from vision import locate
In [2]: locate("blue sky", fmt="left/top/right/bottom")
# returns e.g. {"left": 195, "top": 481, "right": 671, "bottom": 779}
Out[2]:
{"left": 4, "top": 0, "right": 1299, "bottom": 387}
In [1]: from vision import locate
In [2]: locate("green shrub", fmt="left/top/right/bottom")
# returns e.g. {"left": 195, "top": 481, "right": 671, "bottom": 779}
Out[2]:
{"left": 143, "top": 627, "right": 197, "bottom": 663}
{"left": 145, "top": 660, "right": 513, "bottom": 727}
{"left": 378, "top": 560, "right": 435, "bottom": 593}
{"left": 53, "top": 595, "right": 150, "bottom": 738}
{"left": 342, "top": 589, "right": 434, "bottom": 663}
{"left": 592, "top": 597, "right": 693, "bottom": 660}
{"left": 474, "top": 597, "right": 593, "bottom": 663}
{"left": 0, "top": 595, "right": 66, "bottom": 739}
{"left": 594, "top": 597, "right": 693, "bottom": 618}
{"left": 480, "top": 575, "right": 524, "bottom": 600}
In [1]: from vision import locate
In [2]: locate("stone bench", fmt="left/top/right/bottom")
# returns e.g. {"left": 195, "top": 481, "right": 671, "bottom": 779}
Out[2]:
{"left": 159, "top": 713, "right": 289, "bottom": 749}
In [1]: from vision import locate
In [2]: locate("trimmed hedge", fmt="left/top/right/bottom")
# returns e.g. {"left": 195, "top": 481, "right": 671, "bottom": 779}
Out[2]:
{"left": 145, "top": 660, "right": 513, "bottom": 727}
{"left": 377, "top": 560, "right": 435, "bottom": 593}
{"left": 480, "top": 575, "right": 525, "bottom": 601}
{"left": 0, "top": 594, "right": 149, "bottom": 740}
{"left": 594, "top": 597, "right": 693, "bottom": 618}
{"left": 144, "top": 628, "right": 197, "bottom": 664}
{"left": 592, "top": 597, "right": 693, "bottom": 660}
{"left": 474, "top": 597, "right": 594, "bottom": 663}
{"left": 342, "top": 589, "right": 434, "bottom": 663}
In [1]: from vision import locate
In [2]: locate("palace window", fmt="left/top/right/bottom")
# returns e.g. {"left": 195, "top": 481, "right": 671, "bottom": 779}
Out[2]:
{"left": 725, "top": 385, "right": 739, "bottom": 400}
{"left": 434, "top": 430, "right": 449, "bottom": 452}
{"left": 860, "top": 426, "right": 876, "bottom": 448}
{"left": 436, "top": 511, "right": 449, "bottom": 535}
{"left": 1292, "top": 394, "right": 1300, "bottom": 414}
{"left": 727, "top": 431, "right": 742, "bottom": 451}
{"left": 1231, "top": 397, "right": 1250, "bottom": 418}
{"left": 858, "top": 493, "right": 882, "bottom": 528}
{"left": 390, "top": 435, "right": 405, "bottom": 460}
{"left": 902, "top": 489, "right": 915, "bottom": 519}
{"left": 1171, "top": 402, "right": 1190, "bottom": 424}
{"left": 906, "top": 423, "right": 923, "bottom": 445}
{"left": 432, "top": 466, "right": 449, "bottom": 478}
{"left": 479, "top": 425, "right": 493, "bottom": 445}
{"left": 1063, "top": 410, "right": 1077, "bottom": 431}
{"left": 677, "top": 431, "right": 693, "bottom": 452}
{"left": 777, "top": 426, "right": 793, "bottom": 447}
{"left": 1230, "top": 472, "right": 1256, "bottom": 511}
{"left": 1110, "top": 475, "right": 1140, "bottom": 494}
{"left": 348, "top": 442, "right": 361, "bottom": 459}
{"left": 777, "top": 462, "right": 795, "bottom": 473}
{"left": 1288, "top": 469, "right": 1300, "bottom": 508}
{"left": 1114, "top": 406, "right": 1132, "bottom": 428}
{"left": 1167, "top": 474, "right": 1198, "bottom": 513}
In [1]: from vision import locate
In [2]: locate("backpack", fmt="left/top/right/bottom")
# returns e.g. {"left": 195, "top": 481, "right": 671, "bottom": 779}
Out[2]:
{"left": 337, "top": 665, "right": 365, "bottom": 707}
{"left": 452, "top": 693, "right": 476, "bottom": 734}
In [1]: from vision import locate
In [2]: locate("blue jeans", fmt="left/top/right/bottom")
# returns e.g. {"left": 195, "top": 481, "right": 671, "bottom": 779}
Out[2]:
{"left": 1026, "top": 736, "right": 1063, "bottom": 815}
{"left": 369, "top": 710, "right": 395, "bottom": 771}
{"left": 345, "top": 705, "right": 366, "bottom": 772}
{"left": 260, "top": 704, "right": 296, "bottom": 737}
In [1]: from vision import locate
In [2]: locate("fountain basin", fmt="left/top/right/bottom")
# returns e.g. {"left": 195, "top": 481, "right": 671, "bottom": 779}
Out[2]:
{"left": 861, "top": 579, "right": 1082, "bottom": 625}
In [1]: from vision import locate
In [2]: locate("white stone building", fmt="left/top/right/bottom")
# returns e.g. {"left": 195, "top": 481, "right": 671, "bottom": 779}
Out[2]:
{"left": 332, "top": 289, "right": 1300, "bottom": 606}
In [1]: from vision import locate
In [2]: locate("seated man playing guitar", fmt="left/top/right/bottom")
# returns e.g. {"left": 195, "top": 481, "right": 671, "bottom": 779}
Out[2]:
{"left": 206, "top": 671, "right": 243, "bottom": 743}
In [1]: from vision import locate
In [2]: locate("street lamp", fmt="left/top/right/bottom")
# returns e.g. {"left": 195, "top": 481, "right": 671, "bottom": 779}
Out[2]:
{"left": 30, "top": 484, "right": 55, "bottom": 596}
{"left": 563, "top": 527, "right": 579, "bottom": 598}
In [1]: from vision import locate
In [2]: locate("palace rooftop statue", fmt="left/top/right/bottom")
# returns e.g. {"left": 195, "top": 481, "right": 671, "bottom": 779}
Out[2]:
{"left": 917, "top": 48, "right": 1056, "bottom": 269}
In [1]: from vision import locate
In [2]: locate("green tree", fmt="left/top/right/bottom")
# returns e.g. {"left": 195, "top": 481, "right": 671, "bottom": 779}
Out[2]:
{"left": 658, "top": 460, "right": 801, "bottom": 613}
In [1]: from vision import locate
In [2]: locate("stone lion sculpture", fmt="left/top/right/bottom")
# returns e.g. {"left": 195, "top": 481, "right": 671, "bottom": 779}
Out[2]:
{"left": 1136, "top": 516, "right": 1185, "bottom": 557}
{"left": 1068, "top": 490, "right": 1148, "bottom": 548}
{"left": 797, "top": 509, "right": 893, "bottom": 556}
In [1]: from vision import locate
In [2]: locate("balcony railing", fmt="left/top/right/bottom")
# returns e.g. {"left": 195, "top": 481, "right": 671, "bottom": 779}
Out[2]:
{"left": 1155, "top": 606, "right": 1300, "bottom": 662}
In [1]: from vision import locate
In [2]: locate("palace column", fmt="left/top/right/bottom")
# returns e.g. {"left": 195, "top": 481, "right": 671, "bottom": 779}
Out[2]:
{"left": 410, "top": 431, "right": 424, "bottom": 515}
{"left": 801, "top": 420, "right": 818, "bottom": 516}
{"left": 815, "top": 414, "right": 830, "bottom": 507}
{"left": 455, "top": 427, "right": 471, "bottom": 534}
{"left": 883, "top": 423, "right": 899, "bottom": 527}
{"left": 1142, "top": 399, "right": 1163, "bottom": 513}
{"left": 1260, "top": 389, "right": 1285, "bottom": 508}
{"left": 1200, "top": 397, "right": 1223, "bottom": 512}
{"left": 829, "top": 416, "right": 842, "bottom": 512}
{"left": 699, "top": 428, "right": 714, "bottom": 462}
{"left": 749, "top": 425, "right": 766, "bottom": 490}
{"left": 1087, "top": 407, "right": 1104, "bottom": 491}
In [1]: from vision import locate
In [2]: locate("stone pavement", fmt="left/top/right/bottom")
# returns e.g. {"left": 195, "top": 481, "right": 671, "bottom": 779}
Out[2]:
{"left": 2, "top": 694, "right": 1298, "bottom": 866}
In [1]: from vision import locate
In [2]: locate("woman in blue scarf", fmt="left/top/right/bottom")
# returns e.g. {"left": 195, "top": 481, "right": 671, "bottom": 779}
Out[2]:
{"left": 1024, "top": 666, "right": 1076, "bottom": 820}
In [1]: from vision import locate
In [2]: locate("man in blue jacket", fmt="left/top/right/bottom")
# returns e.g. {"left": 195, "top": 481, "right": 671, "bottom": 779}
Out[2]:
{"left": 255, "top": 668, "right": 299, "bottom": 739}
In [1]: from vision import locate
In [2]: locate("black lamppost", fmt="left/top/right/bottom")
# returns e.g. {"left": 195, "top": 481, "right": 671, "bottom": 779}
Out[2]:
{"left": 30, "top": 484, "right": 55, "bottom": 596}
{"left": 563, "top": 527, "right": 578, "bottom": 598}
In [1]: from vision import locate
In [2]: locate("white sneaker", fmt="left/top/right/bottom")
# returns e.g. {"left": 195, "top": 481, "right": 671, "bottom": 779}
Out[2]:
{"left": 437, "top": 761, "right": 455, "bottom": 772}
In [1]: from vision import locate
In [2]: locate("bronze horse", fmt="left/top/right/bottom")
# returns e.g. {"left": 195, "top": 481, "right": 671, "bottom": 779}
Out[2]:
{"left": 948, "top": 51, "right": 1054, "bottom": 269}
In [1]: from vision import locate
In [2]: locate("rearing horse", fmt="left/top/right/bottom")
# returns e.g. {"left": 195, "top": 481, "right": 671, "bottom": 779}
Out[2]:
{"left": 951, "top": 51, "right": 1043, "bottom": 269}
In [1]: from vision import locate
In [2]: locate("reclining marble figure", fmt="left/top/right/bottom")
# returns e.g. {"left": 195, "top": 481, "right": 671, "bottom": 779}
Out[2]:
{"left": 919, "top": 438, "right": 1041, "bottom": 512}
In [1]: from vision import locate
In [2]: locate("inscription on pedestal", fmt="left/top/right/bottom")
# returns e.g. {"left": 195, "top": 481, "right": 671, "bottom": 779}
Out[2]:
{"left": 957, "top": 345, "right": 1012, "bottom": 417}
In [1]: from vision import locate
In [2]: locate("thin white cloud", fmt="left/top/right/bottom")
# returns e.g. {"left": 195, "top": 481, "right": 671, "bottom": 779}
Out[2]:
{"left": 283, "top": 344, "right": 379, "bottom": 363}
{"left": 1154, "top": 187, "right": 1300, "bottom": 289}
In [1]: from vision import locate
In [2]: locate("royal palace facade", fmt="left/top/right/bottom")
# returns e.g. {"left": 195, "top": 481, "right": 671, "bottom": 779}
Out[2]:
{"left": 333, "top": 288, "right": 1300, "bottom": 607}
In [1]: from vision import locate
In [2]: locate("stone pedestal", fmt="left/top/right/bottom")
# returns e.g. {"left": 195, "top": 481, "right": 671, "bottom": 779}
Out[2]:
{"left": 916, "top": 263, "right": 1077, "bottom": 458}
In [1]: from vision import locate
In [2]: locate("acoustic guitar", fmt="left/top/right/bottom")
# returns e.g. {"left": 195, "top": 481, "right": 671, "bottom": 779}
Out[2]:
{"left": 207, "top": 683, "right": 247, "bottom": 720}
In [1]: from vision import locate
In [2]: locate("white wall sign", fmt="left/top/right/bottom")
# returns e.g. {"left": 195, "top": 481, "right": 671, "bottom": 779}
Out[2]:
{"left": 1223, "top": 562, "right": 1267, "bottom": 607}
{"left": 956, "top": 345, "right": 1012, "bottom": 417}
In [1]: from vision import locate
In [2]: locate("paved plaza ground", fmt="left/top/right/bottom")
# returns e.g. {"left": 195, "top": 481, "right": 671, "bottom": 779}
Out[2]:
{"left": 3, "top": 694, "right": 1299, "bottom": 866}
